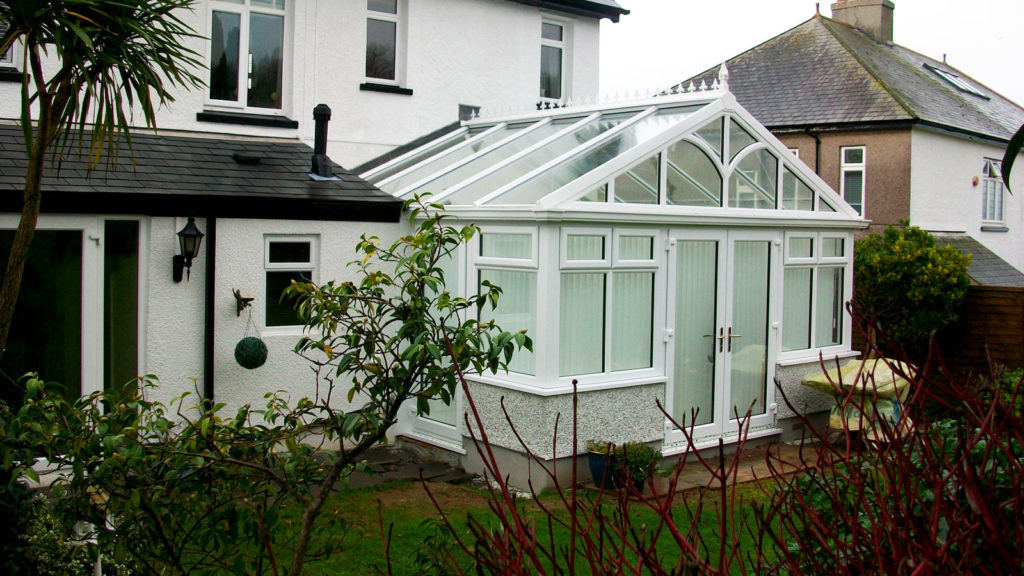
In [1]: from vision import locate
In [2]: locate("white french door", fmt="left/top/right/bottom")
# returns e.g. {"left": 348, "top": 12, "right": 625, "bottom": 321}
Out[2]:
{"left": 665, "top": 229, "right": 777, "bottom": 447}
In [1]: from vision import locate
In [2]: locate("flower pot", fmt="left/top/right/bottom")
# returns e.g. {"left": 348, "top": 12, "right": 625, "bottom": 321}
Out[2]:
{"left": 587, "top": 451, "right": 619, "bottom": 490}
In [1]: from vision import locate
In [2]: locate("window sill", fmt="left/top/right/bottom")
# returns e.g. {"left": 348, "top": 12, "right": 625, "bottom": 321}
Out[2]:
{"left": 360, "top": 82, "right": 413, "bottom": 96}
{"left": 196, "top": 110, "right": 299, "bottom": 129}
{"left": 776, "top": 350, "right": 860, "bottom": 367}
{"left": 0, "top": 68, "right": 22, "bottom": 83}
{"left": 981, "top": 225, "right": 1009, "bottom": 233}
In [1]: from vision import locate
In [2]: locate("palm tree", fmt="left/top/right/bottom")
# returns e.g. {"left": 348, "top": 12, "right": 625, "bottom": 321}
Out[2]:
{"left": 0, "top": 0, "right": 203, "bottom": 356}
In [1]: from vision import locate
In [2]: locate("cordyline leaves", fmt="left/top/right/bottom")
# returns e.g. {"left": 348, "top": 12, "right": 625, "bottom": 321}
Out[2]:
{"left": 0, "top": 0, "right": 204, "bottom": 165}
{"left": 1001, "top": 123, "right": 1024, "bottom": 193}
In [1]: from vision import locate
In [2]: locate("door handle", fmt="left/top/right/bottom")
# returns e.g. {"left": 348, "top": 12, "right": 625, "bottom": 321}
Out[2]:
{"left": 727, "top": 327, "right": 742, "bottom": 352}
{"left": 702, "top": 328, "right": 726, "bottom": 353}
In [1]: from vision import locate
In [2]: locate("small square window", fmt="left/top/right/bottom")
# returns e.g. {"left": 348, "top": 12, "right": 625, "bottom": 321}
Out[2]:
{"left": 789, "top": 237, "right": 813, "bottom": 259}
{"left": 265, "top": 236, "right": 317, "bottom": 327}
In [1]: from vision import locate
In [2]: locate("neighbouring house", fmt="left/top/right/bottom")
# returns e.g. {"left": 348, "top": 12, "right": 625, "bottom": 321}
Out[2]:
{"left": 0, "top": 114, "right": 402, "bottom": 416}
{"left": 677, "top": 0, "right": 1024, "bottom": 280}
{"left": 0, "top": 0, "right": 628, "bottom": 167}
{"left": 362, "top": 71, "right": 866, "bottom": 489}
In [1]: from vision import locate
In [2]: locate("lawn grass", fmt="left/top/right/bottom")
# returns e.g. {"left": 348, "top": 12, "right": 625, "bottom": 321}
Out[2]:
{"left": 299, "top": 478, "right": 776, "bottom": 575}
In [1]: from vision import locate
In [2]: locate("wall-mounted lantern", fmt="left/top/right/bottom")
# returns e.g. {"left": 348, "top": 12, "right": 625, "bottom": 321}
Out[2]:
{"left": 173, "top": 217, "right": 204, "bottom": 282}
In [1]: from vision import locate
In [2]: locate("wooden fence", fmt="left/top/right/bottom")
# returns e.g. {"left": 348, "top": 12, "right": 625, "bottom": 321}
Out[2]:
{"left": 937, "top": 285, "right": 1024, "bottom": 376}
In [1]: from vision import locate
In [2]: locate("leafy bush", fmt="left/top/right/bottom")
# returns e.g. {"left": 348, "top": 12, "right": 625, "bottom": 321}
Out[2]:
{"left": 854, "top": 222, "right": 970, "bottom": 351}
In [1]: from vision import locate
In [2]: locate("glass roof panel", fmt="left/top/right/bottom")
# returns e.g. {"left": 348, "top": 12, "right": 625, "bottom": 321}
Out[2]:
{"left": 380, "top": 123, "right": 530, "bottom": 193}
{"left": 443, "top": 113, "right": 631, "bottom": 205}
{"left": 580, "top": 184, "right": 607, "bottom": 202}
{"left": 365, "top": 128, "right": 473, "bottom": 185}
{"left": 695, "top": 117, "right": 723, "bottom": 161}
{"left": 728, "top": 118, "right": 757, "bottom": 161}
{"left": 666, "top": 139, "right": 721, "bottom": 207}
{"left": 818, "top": 197, "right": 837, "bottom": 212}
{"left": 493, "top": 107, "right": 699, "bottom": 206}
{"left": 614, "top": 154, "right": 660, "bottom": 204}
{"left": 729, "top": 148, "right": 777, "bottom": 209}
{"left": 400, "top": 118, "right": 574, "bottom": 199}
{"left": 781, "top": 167, "right": 814, "bottom": 211}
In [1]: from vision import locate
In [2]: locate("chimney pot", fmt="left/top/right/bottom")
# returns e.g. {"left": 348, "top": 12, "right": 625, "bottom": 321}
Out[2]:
{"left": 831, "top": 0, "right": 894, "bottom": 44}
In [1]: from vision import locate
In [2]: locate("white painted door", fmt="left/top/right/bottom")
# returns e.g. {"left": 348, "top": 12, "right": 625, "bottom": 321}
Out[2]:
{"left": 665, "top": 229, "right": 777, "bottom": 447}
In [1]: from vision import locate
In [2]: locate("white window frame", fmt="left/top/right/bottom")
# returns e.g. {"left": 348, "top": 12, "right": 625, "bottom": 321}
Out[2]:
{"left": 206, "top": 0, "right": 290, "bottom": 114}
{"left": 982, "top": 158, "right": 1005, "bottom": 226}
{"left": 263, "top": 235, "right": 318, "bottom": 333}
{"left": 539, "top": 16, "right": 570, "bottom": 102}
{"left": 779, "top": 231, "right": 853, "bottom": 362}
{"left": 365, "top": 0, "right": 406, "bottom": 85}
{"left": 470, "top": 226, "right": 540, "bottom": 384}
{"left": 840, "top": 146, "right": 866, "bottom": 215}
{"left": 557, "top": 227, "right": 662, "bottom": 385}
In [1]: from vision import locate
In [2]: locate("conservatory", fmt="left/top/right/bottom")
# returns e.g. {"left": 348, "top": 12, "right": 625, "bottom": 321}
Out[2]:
{"left": 365, "top": 69, "right": 866, "bottom": 488}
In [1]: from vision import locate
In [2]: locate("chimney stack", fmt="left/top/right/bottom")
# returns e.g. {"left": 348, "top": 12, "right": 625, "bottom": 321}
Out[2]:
{"left": 311, "top": 104, "right": 332, "bottom": 177}
{"left": 831, "top": 0, "right": 894, "bottom": 44}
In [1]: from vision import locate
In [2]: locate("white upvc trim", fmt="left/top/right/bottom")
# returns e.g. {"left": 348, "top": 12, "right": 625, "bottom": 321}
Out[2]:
{"left": 775, "top": 349, "right": 860, "bottom": 367}
{"left": 395, "top": 119, "right": 554, "bottom": 199}
{"left": 360, "top": 126, "right": 469, "bottom": 182}
{"left": 464, "top": 372, "right": 668, "bottom": 397}
{"left": 428, "top": 112, "right": 600, "bottom": 205}
{"left": 559, "top": 226, "right": 611, "bottom": 268}
{"left": 377, "top": 123, "right": 507, "bottom": 190}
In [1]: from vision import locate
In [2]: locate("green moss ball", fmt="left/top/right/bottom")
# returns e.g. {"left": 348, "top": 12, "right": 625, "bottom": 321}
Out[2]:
{"left": 235, "top": 336, "right": 268, "bottom": 369}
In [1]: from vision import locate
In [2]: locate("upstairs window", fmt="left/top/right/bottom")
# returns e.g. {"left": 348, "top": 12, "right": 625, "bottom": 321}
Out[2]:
{"left": 209, "top": 0, "right": 287, "bottom": 111}
{"left": 982, "top": 158, "right": 1005, "bottom": 225}
{"left": 840, "top": 146, "right": 865, "bottom": 215}
{"left": 366, "top": 0, "right": 402, "bottom": 83}
{"left": 0, "top": 20, "right": 21, "bottom": 74}
{"left": 540, "top": 20, "right": 566, "bottom": 100}
{"left": 265, "top": 236, "right": 317, "bottom": 328}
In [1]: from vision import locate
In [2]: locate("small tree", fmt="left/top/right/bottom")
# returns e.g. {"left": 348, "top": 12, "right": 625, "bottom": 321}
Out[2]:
{"left": 0, "top": 199, "right": 531, "bottom": 576}
{"left": 0, "top": 0, "right": 203, "bottom": 360}
{"left": 854, "top": 222, "right": 970, "bottom": 352}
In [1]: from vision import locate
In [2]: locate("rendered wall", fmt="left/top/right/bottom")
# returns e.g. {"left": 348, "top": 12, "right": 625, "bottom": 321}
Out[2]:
{"left": 909, "top": 127, "right": 1024, "bottom": 273}
{"left": 0, "top": 0, "right": 604, "bottom": 168}
{"left": 209, "top": 218, "right": 399, "bottom": 416}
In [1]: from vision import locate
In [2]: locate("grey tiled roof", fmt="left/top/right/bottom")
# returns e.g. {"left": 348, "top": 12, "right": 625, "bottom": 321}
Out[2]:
{"left": 681, "top": 16, "right": 1024, "bottom": 141}
{"left": 0, "top": 123, "right": 402, "bottom": 222}
{"left": 932, "top": 233, "right": 1024, "bottom": 287}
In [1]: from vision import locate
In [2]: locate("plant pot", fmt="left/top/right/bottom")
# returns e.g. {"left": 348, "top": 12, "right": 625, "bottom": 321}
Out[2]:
{"left": 588, "top": 451, "right": 619, "bottom": 490}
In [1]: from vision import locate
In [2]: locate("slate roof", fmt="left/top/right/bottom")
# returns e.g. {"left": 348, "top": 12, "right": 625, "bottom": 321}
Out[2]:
{"left": 932, "top": 233, "right": 1024, "bottom": 287}
{"left": 0, "top": 123, "right": 402, "bottom": 222}
{"left": 680, "top": 15, "right": 1024, "bottom": 142}
{"left": 507, "top": 0, "right": 628, "bottom": 22}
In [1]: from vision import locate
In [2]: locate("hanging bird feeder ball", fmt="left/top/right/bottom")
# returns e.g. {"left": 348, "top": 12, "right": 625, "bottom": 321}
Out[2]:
{"left": 235, "top": 336, "right": 268, "bottom": 369}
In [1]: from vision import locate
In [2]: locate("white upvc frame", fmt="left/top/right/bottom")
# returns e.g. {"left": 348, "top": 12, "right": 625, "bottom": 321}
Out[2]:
{"left": 0, "top": 38, "right": 20, "bottom": 69}
{"left": 539, "top": 15, "right": 570, "bottom": 101}
{"left": 663, "top": 228, "right": 780, "bottom": 452}
{"left": 555, "top": 226, "right": 665, "bottom": 389}
{"left": 205, "top": 0, "right": 291, "bottom": 114}
{"left": 360, "top": 126, "right": 470, "bottom": 183}
{"left": 0, "top": 215, "right": 106, "bottom": 399}
{"left": 981, "top": 158, "right": 1005, "bottom": 225}
{"left": 263, "top": 234, "right": 319, "bottom": 334}
{"left": 365, "top": 0, "right": 406, "bottom": 85}
{"left": 840, "top": 146, "right": 866, "bottom": 215}
{"left": 380, "top": 123, "right": 507, "bottom": 192}
{"left": 776, "top": 230, "right": 854, "bottom": 364}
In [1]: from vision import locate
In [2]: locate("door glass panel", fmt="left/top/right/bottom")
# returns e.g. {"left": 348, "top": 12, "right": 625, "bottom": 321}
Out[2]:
{"left": 672, "top": 241, "right": 717, "bottom": 427}
{"left": 0, "top": 231, "right": 82, "bottom": 409}
{"left": 730, "top": 241, "right": 769, "bottom": 418}
{"left": 105, "top": 221, "right": 139, "bottom": 399}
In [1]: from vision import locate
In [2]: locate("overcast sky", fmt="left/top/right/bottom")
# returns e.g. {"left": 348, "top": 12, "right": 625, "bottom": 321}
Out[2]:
{"left": 599, "top": 1, "right": 1024, "bottom": 105}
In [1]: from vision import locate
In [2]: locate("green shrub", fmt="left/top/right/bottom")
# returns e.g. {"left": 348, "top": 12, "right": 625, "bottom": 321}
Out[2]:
{"left": 854, "top": 223, "right": 971, "bottom": 350}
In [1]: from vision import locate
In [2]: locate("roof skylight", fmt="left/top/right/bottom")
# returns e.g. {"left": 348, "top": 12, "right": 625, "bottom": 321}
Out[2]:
{"left": 924, "top": 63, "right": 989, "bottom": 99}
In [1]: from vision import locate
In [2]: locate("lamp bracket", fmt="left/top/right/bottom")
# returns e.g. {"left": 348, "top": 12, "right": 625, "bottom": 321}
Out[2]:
{"left": 234, "top": 289, "right": 255, "bottom": 317}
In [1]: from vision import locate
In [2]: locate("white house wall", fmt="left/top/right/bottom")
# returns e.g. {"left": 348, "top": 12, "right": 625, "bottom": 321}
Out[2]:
{"left": 210, "top": 218, "right": 399, "bottom": 416}
{"left": 0, "top": 0, "right": 603, "bottom": 168}
{"left": 143, "top": 217, "right": 209, "bottom": 408}
{"left": 909, "top": 127, "right": 1024, "bottom": 272}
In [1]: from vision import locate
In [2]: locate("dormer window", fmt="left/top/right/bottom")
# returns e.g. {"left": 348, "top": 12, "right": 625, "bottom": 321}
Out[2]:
{"left": 924, "top": 63, "right": 989, "bottom": 99}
